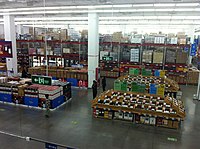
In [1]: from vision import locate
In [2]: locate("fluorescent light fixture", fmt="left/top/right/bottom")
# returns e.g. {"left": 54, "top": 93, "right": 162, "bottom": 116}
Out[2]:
{"left": 132, "top": 4, "right": 154, "bottom": 7}
{"left": 15, "top": 21, "right": 88, "bottom": 25}
{"left": 15, "top": 17, "right": 88, "bottom": 21}
{"left": 154, "top": 4, "right": 176, "bottom": 7}
{"left": 10, "top": 16, "right": 200, "bottom": 22}
{"left": 176, "top": 3, "right": 200, "bottom": 7}
{"left": 112, "top": 4, "right": 132, "bottom": 8}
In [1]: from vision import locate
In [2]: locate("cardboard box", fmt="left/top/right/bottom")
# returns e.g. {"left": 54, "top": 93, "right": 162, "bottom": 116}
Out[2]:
{"left": 112, "top": 32, "right": 122, "bottom": 42}
{"left": 153, "top": 52, "right": 163, "bottom": 63}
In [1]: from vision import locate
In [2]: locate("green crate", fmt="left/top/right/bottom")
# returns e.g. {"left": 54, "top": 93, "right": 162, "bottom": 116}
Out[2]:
{"left": 129, "top": 68, "right": 140, "bottom": 76}
{"left": 138, "top": 83, "right": 146, "bottom": 93}
{"left": 121, "top": 81, "right": 128, "bottom": 92}
{"left": 114, "top": 80, "right": 121, "bottom": 91}
{"left": 131, "top": 82, "right": 139, "bottom": 92}
{"left": 142, "top": 69, "right": 152, "bottom": 76}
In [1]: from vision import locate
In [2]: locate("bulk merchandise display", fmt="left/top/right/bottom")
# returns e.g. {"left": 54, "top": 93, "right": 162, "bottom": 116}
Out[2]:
{"left": 28, "top": 66, "right": 88, "bottom": 87}
{"left": 0, "top": 77, "right": 72, "bottom": 110}
{"left": 115, "top": 73, "right": 180, "bottom": 98}
{"left": 91, "top": 90, "right": 185, "bottom": 129}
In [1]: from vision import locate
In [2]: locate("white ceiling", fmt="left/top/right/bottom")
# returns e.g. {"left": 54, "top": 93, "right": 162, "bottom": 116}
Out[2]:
{"left": 0, "top": 0, "right": 199, "bottom": 29}
{"left": 0, "top": 0, "right": 199, "bottom": 8}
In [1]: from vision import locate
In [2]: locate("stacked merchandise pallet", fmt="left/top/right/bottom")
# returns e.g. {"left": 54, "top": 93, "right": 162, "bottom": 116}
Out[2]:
{"left": 28, "top": 66, "right": 88, "bottom": 87}
{"left": 52, "top": 81, "right": 72, "bottom": 100}
{"left": 24, "top": 84, "right": 43, "bottom": 107}
{"left": 0, "top": 83, "right": 13, "bottom": 103}
{"left": 91, "top": 90, "right": 185, "bottom": 129}
{"left": 119, "top": 62, "right": 163, "bottom": 77}
{"left": 100, "top": 61, "right": 119, "bottom": 78}
{"left": 17, "top": 48, "right": 29, "bottom": 70}
{"left": 119, "top": 62, "right": 140, "bottom": 76}
{"left": 164, "top": 64, "right": 188, "bottom": 85}
{"left": 38, "top": 85, "right": 64, "bottom": 109}
{"left": 187, "top": 68, "right": 199, "bottom": 85}
{"left": 0, "top": 77, "right": 72, "bottom": 110}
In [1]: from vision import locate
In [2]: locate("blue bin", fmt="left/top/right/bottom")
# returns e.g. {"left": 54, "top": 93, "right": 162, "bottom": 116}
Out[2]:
{"left": 24, "top": 97, "right": 39, "bottom": 107}
{"left": 51, "top": 96, "right": 64, "bottom": 109}
{"left": 52, "top": 77, "right": 57, "bottom": 80}
{"left": 0, "top": 93, "right": 12, "bottom": 103}
{"left": 154, "top": 70, "right": 160, "bottom": 77}
{"left": 67, "top": 78, "right": 78, "bottom": 87}
{"left": 150, "top": 84, "right": 157, "bottom": 95}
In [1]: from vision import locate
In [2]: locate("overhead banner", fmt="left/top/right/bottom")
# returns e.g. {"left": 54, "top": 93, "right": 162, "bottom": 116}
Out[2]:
{"left": 0, "top": 41, "right": 12, "bottom": 58}
{"left": 190, "top": 43, "right": 197, "bottom": 56}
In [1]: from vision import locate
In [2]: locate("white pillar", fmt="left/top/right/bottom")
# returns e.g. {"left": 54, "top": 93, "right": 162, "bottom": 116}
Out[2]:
{"left": 17, "top": 24, "right": 24, "bottom": 35}
{"left": 4, "top": 15, "right": 18, "bottom": 75}
{"left": 88, "top": 12, "right": 99, "bottom": 88}
{"left": 188, "top": 26, "right": 195, "bottom": 65}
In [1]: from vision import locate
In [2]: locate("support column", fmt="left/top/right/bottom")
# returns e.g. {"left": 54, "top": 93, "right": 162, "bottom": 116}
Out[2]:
{"left": 17, "top": 24, "right": 24, "bottom": 35}
{"left": 188, "top": 26, "right": 195, "bottom": 65}
{"left": 88, "top": 12, "right": 99, "bottom": 88}
{"left": 4, "top": 15, "right": 18, "bottom": 75}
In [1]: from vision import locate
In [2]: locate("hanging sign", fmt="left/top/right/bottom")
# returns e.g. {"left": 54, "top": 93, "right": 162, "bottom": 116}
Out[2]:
{"left": 190, "top": 43, "right": 197, "bottom": 56}
{"left": 32, "top": 75, "right": 52, "bottom": 85}
{"left": 0, "top": 41, "right": 12, "bottom": 58}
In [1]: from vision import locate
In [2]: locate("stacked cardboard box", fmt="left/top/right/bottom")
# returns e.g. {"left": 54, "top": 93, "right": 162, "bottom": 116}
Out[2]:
{"left": 142, "top": 50, "right": 153, "bottom": 63}
{"left": 112, "top": 32, "right": 123, "bottom": 42}
{"left": 38, "top": 86, "right": 62, "bottom": 100}
{"left": 166, "top": 49, "right": 176, "bottom": 63}
{"left": 130, "top": 49, "right": 140, "bottom": 62}
{"left": 154, "top": 35, "right": 165, "bottom": 44}
{"left": 130, "top": 34, "right": 143, "bottom": 44}
{"left": 187, "top": 70, "right": 199, "bottom": 84}
{"left": 153, "top": 50, "right": 163, "bottom": 64}
{"left": 144, "top": 35, "right": 155, "bottom": 43}
{"left": 81, "top": 30, "right": 88, "bottom": 39}
{"left": 176, "top": 51, "right": 188, "bottom": 64}
{"left": 177, "top": 32, "right": 187, "bottom": 45}
{"left": 60, "top": 29, "right": 68, "bottom": 41}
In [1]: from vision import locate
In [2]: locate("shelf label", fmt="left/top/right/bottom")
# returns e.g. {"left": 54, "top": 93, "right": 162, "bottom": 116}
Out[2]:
{"left": 45, "top": 143, "right": 57, "bottom": 149}
{"left": 32, "top": 75, "right": 52, "bottom": 85}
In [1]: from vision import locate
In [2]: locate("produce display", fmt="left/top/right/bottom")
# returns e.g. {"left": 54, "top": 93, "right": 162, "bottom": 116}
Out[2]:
{"left": 91, "top": 90, "right": 185, "bottom": 129}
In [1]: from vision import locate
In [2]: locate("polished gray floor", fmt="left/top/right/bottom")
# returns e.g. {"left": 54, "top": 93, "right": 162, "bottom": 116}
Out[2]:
{"left": 0, "top": 79, "right": 199, "bottom": 149}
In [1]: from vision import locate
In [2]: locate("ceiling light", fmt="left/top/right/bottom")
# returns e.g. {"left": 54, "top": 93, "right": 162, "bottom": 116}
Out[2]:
{"left": 176, "top": 3, "right": 199, "bottom": 6}
{"left": 154, "top": 4, "right": 176, "bottom": 7}
{"left": 132, "top": 4, "right": 154, "bottom": 7}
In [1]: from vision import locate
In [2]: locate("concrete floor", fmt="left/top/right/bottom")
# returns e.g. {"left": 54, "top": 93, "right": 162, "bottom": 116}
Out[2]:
{"left": 0, "top": 79, "right": 199, "bottom": 149}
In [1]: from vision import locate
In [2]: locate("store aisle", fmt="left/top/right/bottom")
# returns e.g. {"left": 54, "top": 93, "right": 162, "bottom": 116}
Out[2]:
{"left": 0, "top": 81, "right": 199, "bottom": 149}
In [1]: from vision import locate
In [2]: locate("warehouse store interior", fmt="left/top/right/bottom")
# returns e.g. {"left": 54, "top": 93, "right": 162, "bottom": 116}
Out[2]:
{"left": 0, "top": 0, "right": 200, "bottom": 149}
